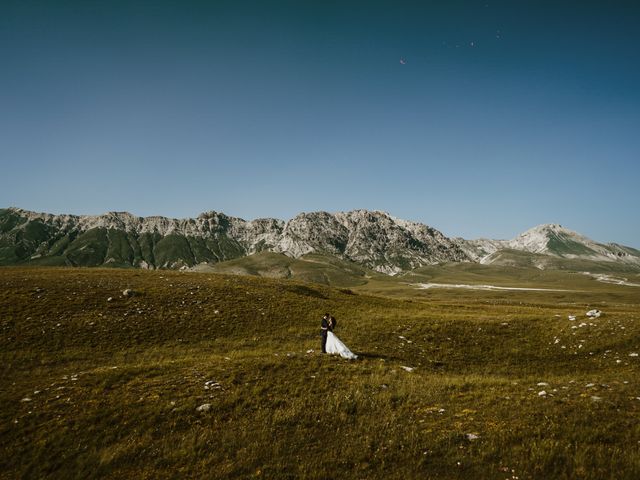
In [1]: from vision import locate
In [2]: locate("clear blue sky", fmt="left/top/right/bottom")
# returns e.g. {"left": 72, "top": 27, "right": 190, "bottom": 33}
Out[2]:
{"left": 1, "top": 1, "right": 638, "bottom": 246}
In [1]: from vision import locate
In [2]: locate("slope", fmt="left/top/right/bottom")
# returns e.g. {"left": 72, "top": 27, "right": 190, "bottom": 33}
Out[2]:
{"left": 192, "top": 251, "right": 383, "bottom": 287}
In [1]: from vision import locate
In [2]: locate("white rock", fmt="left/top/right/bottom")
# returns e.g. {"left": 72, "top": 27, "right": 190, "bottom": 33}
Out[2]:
{"left": 107, "top": 297, "right": 113, "bottom": 302}
{"left": 465, "top": 433, "right": 480, "bottom": 440}
{"left": 196, "top": 403, "right": 211, "bottom": 412}
{"left": 538, "top": 391, "right": 547, "bottom": 396}
{"left": 586, "top": 309, "right": 601, "bottom": 318}
{"left": 591, "top": 396, "right": 602, "bottom": 402}
{"left": 21, "top": 397, "right": 32, "bottom": 402}
{"left": 537, "top": 382, "right": 549, "bottom": 386}
{"left": 122, "top": 289, "right": 133, "bottom": 297}
{"left": 629, "top": 353, "right": 638, "bottom": 357}
{"left": 7, "top": 208, "right": 471, "bottom": 273}
{"left": 568, "top": 315, "right": 576, "bottom": 321}
{"left": 400, "top": 366, "right": 415, "bottom": 372}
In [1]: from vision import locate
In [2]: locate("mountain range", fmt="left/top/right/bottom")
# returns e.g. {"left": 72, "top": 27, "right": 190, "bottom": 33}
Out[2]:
{"left": 1, "top": 207, "right": 639, "bottom": 274}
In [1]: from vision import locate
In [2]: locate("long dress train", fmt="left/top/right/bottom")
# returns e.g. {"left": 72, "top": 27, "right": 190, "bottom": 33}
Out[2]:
{"left": 325, "top": 331, "right": 357, "bottom": 360}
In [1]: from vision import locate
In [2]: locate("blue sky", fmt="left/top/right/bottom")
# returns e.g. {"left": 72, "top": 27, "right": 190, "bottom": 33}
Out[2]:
{"left": 1, "top": 1, "right": 639, "bottom": 246}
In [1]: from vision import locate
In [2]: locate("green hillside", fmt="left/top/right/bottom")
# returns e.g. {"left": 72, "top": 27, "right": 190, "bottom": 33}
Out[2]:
{"left": 194, "top": 251, "right": 382, "bottom": 287}
{"left": 1, "top": 267, "right": 639, "bottom": 479}
{"left": 486, "top": 249, "right": 640, "bottom": 274}
{"left": 0, "top": 209, "right": 251, "bottom": 269}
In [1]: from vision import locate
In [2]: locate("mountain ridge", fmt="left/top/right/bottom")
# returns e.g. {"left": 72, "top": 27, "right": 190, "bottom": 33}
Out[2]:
{"left": 0, "top": 207, "right": 469, "bottom": 273}
{"left": 1, "top": 207, "right": 638, "bottom": 273}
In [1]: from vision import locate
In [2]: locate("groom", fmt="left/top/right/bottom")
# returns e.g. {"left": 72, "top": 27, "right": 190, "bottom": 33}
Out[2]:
{"left": 320, "top": 313, "right": 330, "bottom": 353}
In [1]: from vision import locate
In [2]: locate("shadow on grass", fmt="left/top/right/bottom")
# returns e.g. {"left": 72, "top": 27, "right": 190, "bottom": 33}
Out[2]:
{"left": 355, "top": 351, "right": 403, "bottom": 361}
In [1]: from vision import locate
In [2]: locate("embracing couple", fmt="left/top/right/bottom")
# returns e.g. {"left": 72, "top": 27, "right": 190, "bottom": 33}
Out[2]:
{"left": 320, "top": 313, "right": 357, "bottom": 360}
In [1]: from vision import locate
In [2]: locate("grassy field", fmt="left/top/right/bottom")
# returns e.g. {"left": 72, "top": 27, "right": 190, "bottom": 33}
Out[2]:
{"left": 1, "top": 266, "right": 639, "bottom": 479}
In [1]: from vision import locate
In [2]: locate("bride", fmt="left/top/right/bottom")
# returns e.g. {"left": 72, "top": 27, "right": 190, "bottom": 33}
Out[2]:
{"left": 326, "top": 316, "right": 357, "bottom": 360}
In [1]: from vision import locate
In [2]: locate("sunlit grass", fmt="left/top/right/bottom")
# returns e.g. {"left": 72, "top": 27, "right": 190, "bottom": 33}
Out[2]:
{"left": 1, "top": 267, "right": 639, "bottom": 479}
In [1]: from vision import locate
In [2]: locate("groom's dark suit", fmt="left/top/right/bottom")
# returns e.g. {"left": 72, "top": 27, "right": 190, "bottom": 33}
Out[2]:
{"left": 321, "top": 317, "right": 329, "bottom": 353}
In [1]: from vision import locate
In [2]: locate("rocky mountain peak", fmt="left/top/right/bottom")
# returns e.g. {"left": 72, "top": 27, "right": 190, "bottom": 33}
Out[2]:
{"left": 0, "top": 207, "right": 470, "bottom": 273}
{"left": 2, "top": 207, "right": 637, "bottom": 272}
{"left": 509, "top": 223, "right": 588, "bottom": 254}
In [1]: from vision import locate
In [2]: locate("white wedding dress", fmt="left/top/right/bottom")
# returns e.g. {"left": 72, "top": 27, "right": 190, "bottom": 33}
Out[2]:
{"left": 326, "top": 331, "right": 357, "bottom": 359}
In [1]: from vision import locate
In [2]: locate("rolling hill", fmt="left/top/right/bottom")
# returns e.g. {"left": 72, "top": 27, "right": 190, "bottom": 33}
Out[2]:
{"left": 192, "top": 251, "right": 384, "bottom": 287}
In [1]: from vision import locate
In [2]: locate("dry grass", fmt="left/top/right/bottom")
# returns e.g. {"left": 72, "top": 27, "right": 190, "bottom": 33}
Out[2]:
{"left": 1, "top": 267, "right": 639, "bottom": 479}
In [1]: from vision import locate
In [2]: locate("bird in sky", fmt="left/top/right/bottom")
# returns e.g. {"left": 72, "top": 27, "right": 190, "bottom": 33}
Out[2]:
{"left": 399, "top": 57, "right": 407, "bottom": 65}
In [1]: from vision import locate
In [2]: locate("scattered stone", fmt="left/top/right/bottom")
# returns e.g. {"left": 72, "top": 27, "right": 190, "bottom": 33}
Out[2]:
{"left": 537, "top": 382, "right": 549, "bottom": 386}
{"left": 214, "top": 310, "right": 220, "bottom": 315}
{"left": 591, "top": 396, "right": 602, "bottom": 402}
{"left": 107, "top": 297, "right": 113, "bottom": 302}
{"left": 568, "top": 315, "right": 576, "bottom": 321}
{"left": 538, "top": 391, "right": 547, "bottom": 396}
{"left": 585, "top": 383, "right": 595, "bottom": 388}
{"left": 122, "top": 289, "right": 134, "bottom": 297}
{"left": 400, "top": 366, "right": 415, "bottom": 372}
{"left": 629, "top": 353, "right": 638, "bottom": 357}
{"left": 306, "top": 349, "right": 314, "bottom": 354}
{"left": 21, "top": 397, "right": 32, "bottom": 402}
{"left": 196, "top": 403, "right": 211, "bottom": 412}
{"left": 465, "top": 433, "right": 480, "bottom": 440}
{"left": 586, "top": 309, "right": 601, "bottom": 318}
